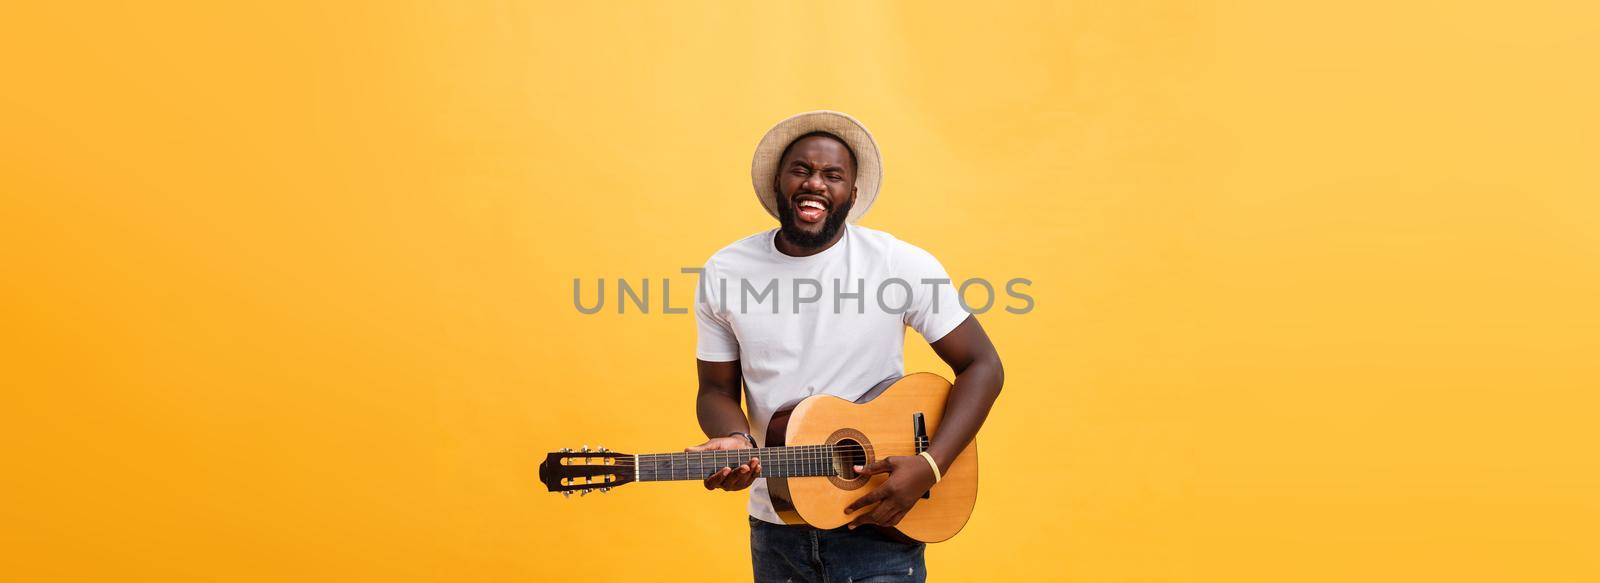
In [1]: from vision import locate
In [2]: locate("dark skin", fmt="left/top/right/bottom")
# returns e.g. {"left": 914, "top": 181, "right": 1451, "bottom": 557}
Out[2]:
{"left": 773, "top": 135, "right": 856, "bottom": 257}
{"left": 687, "top": 135, "right": 1004, "bottom": 530}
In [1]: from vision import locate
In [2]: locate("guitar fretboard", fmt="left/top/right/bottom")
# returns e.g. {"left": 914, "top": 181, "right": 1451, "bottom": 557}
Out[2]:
{"left": 634, "top": 445, "right": 859, "bottom": 482}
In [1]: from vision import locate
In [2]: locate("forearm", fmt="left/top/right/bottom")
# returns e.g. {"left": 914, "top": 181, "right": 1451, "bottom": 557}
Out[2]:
{"left": 695, "top": 358, "right": 749, "bottom": 439}
{"left": 925, "top": 355, "right": 1003, "bottom": 470}
{"left": 696, "top": 390, "right": 751, "bottom": 439}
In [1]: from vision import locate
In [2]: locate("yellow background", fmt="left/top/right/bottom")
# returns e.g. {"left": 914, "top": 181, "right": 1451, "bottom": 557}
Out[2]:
{"left": 3, "top": 2, "right": 1597, "bottom": 581}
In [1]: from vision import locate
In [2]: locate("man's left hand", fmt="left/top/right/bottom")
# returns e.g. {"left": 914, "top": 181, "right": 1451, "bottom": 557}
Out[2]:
{"left": 843, "top": 455, "right": 939, "bottom": 529}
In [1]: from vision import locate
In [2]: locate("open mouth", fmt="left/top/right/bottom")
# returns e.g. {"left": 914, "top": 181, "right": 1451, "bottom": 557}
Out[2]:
{"left": 794, "top": 197, "right": 829, "bottom": 224}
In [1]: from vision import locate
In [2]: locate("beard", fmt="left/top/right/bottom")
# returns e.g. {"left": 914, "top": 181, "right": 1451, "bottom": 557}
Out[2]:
{"left": 776, "top": 194, "right": 854, "bottom": 250}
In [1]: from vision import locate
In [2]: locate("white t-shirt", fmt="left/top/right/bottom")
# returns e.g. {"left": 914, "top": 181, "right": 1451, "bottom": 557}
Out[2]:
{"left": 694, "top": 224, "right": 969, "bottom": 523}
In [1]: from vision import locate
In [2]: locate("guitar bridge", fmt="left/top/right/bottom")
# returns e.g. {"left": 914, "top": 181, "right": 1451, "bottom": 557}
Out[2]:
{"left": 913, "top": 412, "right": 931, "bottom": 499}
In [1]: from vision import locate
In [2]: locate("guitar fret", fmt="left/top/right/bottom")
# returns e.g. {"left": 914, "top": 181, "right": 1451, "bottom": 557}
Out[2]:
{"left": 631, "top": 445, "right": 840, "bottom": 482}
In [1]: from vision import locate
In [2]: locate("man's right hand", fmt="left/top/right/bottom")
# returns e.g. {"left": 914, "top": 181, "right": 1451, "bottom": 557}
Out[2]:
{"left": 685, "top": 436, "right": 762, "bottom": 492}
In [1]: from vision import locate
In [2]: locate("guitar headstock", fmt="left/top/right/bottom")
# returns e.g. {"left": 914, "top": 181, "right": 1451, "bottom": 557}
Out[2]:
{"left": 537, "top": 446, "right": 634, "bottom": 497}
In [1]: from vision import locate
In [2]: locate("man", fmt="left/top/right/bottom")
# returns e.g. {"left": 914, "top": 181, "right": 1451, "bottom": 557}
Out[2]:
{"left": 686, "top": 111, "right": 1004, "bottom": 582}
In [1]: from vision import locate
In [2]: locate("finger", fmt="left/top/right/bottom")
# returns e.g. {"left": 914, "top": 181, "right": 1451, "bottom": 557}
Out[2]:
{"left": 703, "top": 467, "right": 731, "bottom": 490}
{"left": 857, "top": 458, "right": 883, "bottom": 477}
{"left": 685, "top": 443, "right": 710, "bottom": 452}
{"left": 844, "top": 487, "right": 888, "bottom": 514}
{"left": 733, "top": 456, "right": 760, "bottom": 474}
{"left": 887, "top": 509, "right": 909, "bottom": 527}
{"left": 865, "top": 500, "right": 910, "bottom": 529}
{"left": 877, "top": 506, "right": 907, "bottom": 528}
{"left": 848, "top": 507, "right": 887, "bottom": 530}
{"left": 733, "top": 463, "right": 762, "bottom": 489}
{"left": 750, "top": 458, "right": 762, "bottom": 477}
{"left": 853, "top": 458, "right": 894, "bottom": 476}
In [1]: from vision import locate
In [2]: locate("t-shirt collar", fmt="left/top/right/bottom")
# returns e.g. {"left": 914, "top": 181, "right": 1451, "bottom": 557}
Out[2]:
{"left": 767, "top": 224, "right": 850, "bottom": 263}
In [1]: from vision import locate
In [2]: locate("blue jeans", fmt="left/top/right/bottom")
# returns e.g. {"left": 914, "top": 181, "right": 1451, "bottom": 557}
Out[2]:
{"left": 748, "top": 516, "right": 927, "bottom": 583}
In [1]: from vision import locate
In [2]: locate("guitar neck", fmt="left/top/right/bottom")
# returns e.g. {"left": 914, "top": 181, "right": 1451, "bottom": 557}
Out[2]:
{"left": 634, "top": 445, "right": 856, "bottom": 482}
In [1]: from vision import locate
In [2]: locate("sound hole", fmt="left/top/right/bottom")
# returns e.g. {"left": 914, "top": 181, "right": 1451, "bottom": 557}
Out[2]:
{"left": 824, "top": 429, "right": 872, "bottom": 490}
{"left": 832, "top": 439, "right": 868, "bottom": 479}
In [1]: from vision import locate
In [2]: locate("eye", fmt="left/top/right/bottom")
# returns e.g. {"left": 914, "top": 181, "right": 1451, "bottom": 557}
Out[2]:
{"left": 790, "top": 168, "right": 809, "bottom": 176}
{"left": 826, "top": 174, "right": 843, "bottom": 182}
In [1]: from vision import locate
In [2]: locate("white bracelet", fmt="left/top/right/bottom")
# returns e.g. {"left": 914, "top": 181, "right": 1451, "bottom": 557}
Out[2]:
{"left": 917, "top": 451, "right": 943, "bottom": 484}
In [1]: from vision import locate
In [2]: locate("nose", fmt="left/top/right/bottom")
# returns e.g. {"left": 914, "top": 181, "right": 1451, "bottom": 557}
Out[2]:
{"left": 802, "top": 172, "right": 825, "bottom": 193}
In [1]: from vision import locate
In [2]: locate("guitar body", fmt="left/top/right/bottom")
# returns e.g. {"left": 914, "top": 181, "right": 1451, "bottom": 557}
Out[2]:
{"left": 765, "top": 373, "right": 978, "bottom": 543}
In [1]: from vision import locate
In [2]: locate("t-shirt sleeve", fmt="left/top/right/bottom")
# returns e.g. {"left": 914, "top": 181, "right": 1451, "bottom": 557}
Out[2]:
{"left": 897, "top": 243, "right": 970, "bottom": 343}
{"left": 694, "top": 261, "right": 741, "bottom": 362}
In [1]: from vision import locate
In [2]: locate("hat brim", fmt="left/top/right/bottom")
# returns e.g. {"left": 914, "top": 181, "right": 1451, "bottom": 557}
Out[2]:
{"left": 751, "top": 110, "right": 881, "bottom": 224}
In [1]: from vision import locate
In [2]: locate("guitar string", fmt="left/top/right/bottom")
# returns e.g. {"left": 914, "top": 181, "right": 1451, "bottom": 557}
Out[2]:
{"left": 557, "top": 439, "right": 940, "bottom": 454}
{"left": 561, "top": 447, "right": 909, "bottom": 463}
{"left": 555, "top": 437, "right": 944, "bottom": 459}
{"left": 559, "top": 437, "right": 945, "bottom": 450}
{"left": 568, "top": 448, "right": 930, "bottom": 467}
{"left": 556, "top": 442, "right": 952, "bottom": 466}
{"left": 562, "top": 442, "right": 948, "bottom": 466}
{"left": 563, "top": 456, "right": 860, "bottom": 482}
{"left": 557, "top": 443, "right": 950, "bottom": 482}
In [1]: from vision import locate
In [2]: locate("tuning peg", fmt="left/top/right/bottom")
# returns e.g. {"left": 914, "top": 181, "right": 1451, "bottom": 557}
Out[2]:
{"left": 559, "top": 448, "right": 571, "bottom": 453}
{"left": 598, "top": 446, "right": 608, "bottom": 453}
{"left": 599, "top": 487, "right": 610, "bottom": 493}
{"left": 562, "top": 491, "right": 572, "bottom": 498}
{"left": 580, "top": 488, "right": 591, "bottom": 497}
{"left": 581, "top": 445, "right": 590, "bottom": 453}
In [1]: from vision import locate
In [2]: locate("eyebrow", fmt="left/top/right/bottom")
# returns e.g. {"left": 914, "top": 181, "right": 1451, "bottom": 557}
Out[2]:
{"left": 789, "top": 161, "right": 848, "bottom": 173}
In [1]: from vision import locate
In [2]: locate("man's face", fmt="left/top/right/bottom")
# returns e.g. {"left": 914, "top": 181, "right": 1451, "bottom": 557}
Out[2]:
{"left": 774, "top": 134, "right": 857, "bottom": 248}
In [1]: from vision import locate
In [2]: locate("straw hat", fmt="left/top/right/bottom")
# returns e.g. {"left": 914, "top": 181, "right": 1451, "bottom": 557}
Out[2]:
{"left": 750, "top": 110, "right": 882, "bottom": 223}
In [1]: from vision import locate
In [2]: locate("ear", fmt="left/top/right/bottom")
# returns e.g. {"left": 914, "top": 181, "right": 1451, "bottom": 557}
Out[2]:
{"left": 850, "top": 187, "right": 858, "bottom": 204}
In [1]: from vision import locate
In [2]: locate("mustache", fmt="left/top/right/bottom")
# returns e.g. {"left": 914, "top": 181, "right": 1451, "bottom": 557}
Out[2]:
{"left": 791, "top": 194, "right": 830, "bottom": 209}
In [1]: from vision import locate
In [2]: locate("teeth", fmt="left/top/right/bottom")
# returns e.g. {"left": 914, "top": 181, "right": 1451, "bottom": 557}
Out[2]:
{"left": 800, "top": 200, "right": 825, "bottom": 210}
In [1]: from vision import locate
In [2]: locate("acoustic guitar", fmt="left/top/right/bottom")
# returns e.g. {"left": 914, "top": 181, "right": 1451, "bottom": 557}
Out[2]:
{"left": 537, "top": 372, "right": 978, "bottom": 543}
